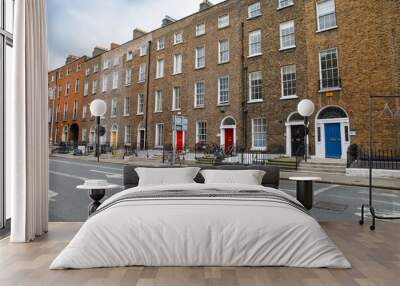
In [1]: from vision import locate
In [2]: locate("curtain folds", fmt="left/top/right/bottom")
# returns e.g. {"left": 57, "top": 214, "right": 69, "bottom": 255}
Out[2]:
{"left": 8, "top": 0, "right": 49, "bottom": 243}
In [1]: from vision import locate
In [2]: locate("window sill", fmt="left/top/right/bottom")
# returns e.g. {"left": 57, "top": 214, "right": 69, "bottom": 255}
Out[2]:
{"left": 277, "top": 3, "right": 294, "bottom": 10}
{"left": 248, "top": 53, "right": 262, "bottom": 59}
{"left": 279, "top": 45, "right": 296, "bottom": 52}
{"left": 280, "top": 95, "right": 298, "bottom": 100}
{"left": 318, "top": 87, "right": 342, "bottom": 93}
{"left": 248, "top": 99, "right": 264, "bottom": 104}
{"left": 156, "top": 48, "right": 164, "bottom": 52}
{"left": 316, "top": 26, "right": 338, "bottom": 33}
{"left": 172, "top": 108, "right": 181, "bottom": 112}
{"left": 247, "top": 14, "right": 262, "bottom": 21}
{"left": 124, "top": 83, "right": 132, "bottom": 87}
{"left": 195, "top": 66, "right": 206, "bottom": 71}
{"left": 217, "top": 103, "right": 230, "bottom": 107}
{"left": 218, "top": 60, "right": 230, "bottom": 65}
{"left": 154, "top": 111, "right": 163, "bottom": 114}
{"left": 218, "top": 25, "right": 230, "bottom": 30}
{"left": 172, "top": 72, "right": 182, "bottom": 76}
{"left": 195, "top": 33, "right": 206, "bottom": 38}
{"left": 251, "top": 147, "right": 267, "bottom": 151}
{"left": 194, "top": 106, "right": 205, "bottom": 109}
{"left": 155, "top": 77, "right": 164, "bottom": 80}
{"left": 173, "top": 42, "right": 183, "bottom": 46}
{"left": 137, "top": 113, "right": 144, "bottom": 116}
{"left": 123, "top": 114, "right": 130, "bottom": 117}
{"left": 138, "top": 80, "right": 146, "bottom": 84}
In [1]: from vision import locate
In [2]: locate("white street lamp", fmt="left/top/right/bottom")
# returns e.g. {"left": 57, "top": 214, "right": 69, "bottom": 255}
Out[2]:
{"left": 297, "top": 99, "right": 315, "bottom": 162}
{"left": 90, "top": 99, "right": 107, "bottom": 162}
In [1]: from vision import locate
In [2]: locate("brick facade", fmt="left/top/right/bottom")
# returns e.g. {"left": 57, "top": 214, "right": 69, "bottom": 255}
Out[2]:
{"left": 48, "top": 0, "right": 400, "bottom": 159}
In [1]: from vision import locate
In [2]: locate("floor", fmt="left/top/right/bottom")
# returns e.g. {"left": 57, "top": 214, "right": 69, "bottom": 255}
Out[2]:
{"left": 0, "top": 222, "right": 399, "bottom": 286}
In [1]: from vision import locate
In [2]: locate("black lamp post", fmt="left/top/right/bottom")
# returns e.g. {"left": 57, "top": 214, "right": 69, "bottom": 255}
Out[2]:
{"left": 297, "top": 99, "right": 315, "bottom": 162}
{"left": 90, "top": 99, "right": 107, "bottom": 163}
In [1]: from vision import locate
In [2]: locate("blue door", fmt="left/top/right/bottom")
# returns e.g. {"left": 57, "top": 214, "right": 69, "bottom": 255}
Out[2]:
{"left": 325, "top": 123, "right": 342, "bottom": 158}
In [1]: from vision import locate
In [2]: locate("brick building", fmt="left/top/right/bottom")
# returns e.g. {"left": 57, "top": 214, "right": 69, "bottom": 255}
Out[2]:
{"left": 48, "top": 0, "right": 400, "bottom": 159}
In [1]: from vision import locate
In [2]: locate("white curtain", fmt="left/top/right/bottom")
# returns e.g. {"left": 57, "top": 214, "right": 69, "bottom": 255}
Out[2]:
{"left": 7, "top": 0, "right": 49, "bottom": 242}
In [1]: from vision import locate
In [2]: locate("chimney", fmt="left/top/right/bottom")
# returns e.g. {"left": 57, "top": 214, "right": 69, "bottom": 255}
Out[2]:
{"left": 110, "top": 42, "right": 120, "bottom": 50}
{"left": 92, "top": 46, "right": 108, "bottom": 57}
{"left": 132, "top": 28, "right": 146, "bottom": 40}
{"left": 162, "top": 15, "right": 176, "bottom": 27}
{"left": 65, "top": 55, "right": 79, "bottom": 65}
{"left": 199, "top": 0, "right": 213, "bottom": 11}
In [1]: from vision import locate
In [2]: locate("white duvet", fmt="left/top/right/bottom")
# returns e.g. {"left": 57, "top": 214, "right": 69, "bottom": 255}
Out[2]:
{"left": 50, "top": 183, "right": 351, "bottom": 269}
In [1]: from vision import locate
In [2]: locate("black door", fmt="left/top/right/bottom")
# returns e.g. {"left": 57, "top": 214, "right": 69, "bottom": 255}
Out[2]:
{"left": 291, "top": 125, "right": 305, "bottom": 156}
{"left": 139, "top": 130, "right": 145, "bottom": 150}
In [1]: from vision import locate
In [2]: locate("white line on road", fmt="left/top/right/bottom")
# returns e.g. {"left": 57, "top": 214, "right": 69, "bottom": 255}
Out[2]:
{"left": 90, "top": 169, "right": 123, "bottom": 178}
{"left": 50, "top": 159, "right": 122, "bottom": 171}
{"left": 49, "top": 171, "right": 88, "bottom": 181}
{"left": 315, "top": 185, "right": 339, "bottom": 196}
{"left": 357, "top": 190, "right": 399, "bottom": 198}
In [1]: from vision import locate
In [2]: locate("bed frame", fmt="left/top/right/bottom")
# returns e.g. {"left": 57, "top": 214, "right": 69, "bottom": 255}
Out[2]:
{"left": 123, "top": 165, "right": 280, "bottom": 190}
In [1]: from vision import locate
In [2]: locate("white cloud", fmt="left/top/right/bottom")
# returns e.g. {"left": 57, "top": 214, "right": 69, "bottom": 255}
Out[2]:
{"left": 47, "top": 0, "right": 223, "bottom": 70}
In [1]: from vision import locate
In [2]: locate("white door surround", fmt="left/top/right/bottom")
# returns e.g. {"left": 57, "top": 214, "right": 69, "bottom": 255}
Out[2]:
{"left": 315, "top": 106, "right": 350, "bottom": 160}
{"left": 219, "top": 116, "right": 237, "bottom": 148}
{"left": 285, "top": 112, "right": 307, "bottom": 157}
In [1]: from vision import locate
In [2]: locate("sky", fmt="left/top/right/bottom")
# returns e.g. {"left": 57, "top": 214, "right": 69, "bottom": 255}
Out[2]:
{"left": 47, "top": 0, "right": 223, "bottom": 70}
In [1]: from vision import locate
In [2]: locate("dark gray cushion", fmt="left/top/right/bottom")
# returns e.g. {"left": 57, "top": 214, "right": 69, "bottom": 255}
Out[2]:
{"left": 123, "top": 165, "right": 279, "bottom": 190}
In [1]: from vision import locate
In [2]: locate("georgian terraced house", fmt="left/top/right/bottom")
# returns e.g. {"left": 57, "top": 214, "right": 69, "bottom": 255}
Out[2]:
{"left": 48, "top": 0, "right": 400, "bottom": 159}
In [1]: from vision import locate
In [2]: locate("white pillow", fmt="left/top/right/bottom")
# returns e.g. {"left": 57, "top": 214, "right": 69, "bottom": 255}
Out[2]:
{"left": 200, "top": 169, "right": 266, "bottom": 185}
{"left": 135, "top": 167, "right": 201, "bottom": 186}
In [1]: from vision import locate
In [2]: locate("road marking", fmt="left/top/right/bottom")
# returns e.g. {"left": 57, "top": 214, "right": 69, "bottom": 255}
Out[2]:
{"left": 357, "top": 190, "right": 399, "bottom": 198}
{"left": 90, "top": 169, "right": 123, "bottom": 179}
{"left": 315, "top": 185, "right": 339, "bottom": 196}
{"left": 50, "top": 159, "right": 122, "bottom": 171}
{"left": 49, "top": 171, "right": 88, "bottom": 181}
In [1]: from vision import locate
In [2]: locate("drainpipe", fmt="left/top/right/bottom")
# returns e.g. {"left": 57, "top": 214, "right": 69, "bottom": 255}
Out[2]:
{"left": 144, "top": 40, "right": 152, "bottom": 157}
{"left": 240, "top": 22, "right": 248, "bottom": 150}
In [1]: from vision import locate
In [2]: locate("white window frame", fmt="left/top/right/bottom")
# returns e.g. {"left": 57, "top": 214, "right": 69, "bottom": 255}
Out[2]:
{"left": 84, "top": 81, "right": 89, "bottom": 96}
{"left": 248, "top": 30, "right": 262, "bottom": 57}
{"left": 63, "top": 103, "right": 68, "bottom": 121}
{"left": 278, "top": 0, "right": 294, "bottom": 10}
{"left": 194, "top": 81, "right": 205, "bottom": 108}
{"left": 252, "top": 118, "right": 267, "bottom": 150}
{"left": 173, "top": 54, "right": 182, "bottom": 75}
{"left": 85, "top": 67, "right": 90, "bottom": 76}
{"left": 195, "top": 23, "right": 206, "bottom": 36}
{"left": 154, "top": 90, "right": 163, "bottom": 112}
{"left": 93, "top": 63, "right": 99, "bottom": 73}
{"left": 113, "top": 57, "right": 119, "bottom": 66}
{"left": 280, "top": 20, "right": 296, "bottom": 50}
{"left": 102, "top": 75, "right": 107, "bottom": 93}
{"left": 65, "top": 81, "right": 70, "bottom": 96}
{"left": 157, "top": 38, "right": 165, "bottom": 50}
{"left": 316, "top": 0, "right": 337, "bottom": 32}
{"left": 218, "top": 14, "right": 229, "bottom": 29}
{"left": 280, "top": 64, "right": 297, "bottom": 99}
{"left": 156, "top": 59, "right": 164, "bottom": 79}
{"left": 82, "top": 105, "right": 87, "bottom": 119}
{"left": 72, "top": 100, "right": 78, "bottom": 120}
{"left": 173, "top": 31, "right": 183, "bottom": 45}
{"left": 103, "top": 59, "right": 109, "bottom": 70}
{"left": 172, "top": 87, "right": 181, "bottom": 111}
{"left": 126, "top": 49, "right": 133, "bottom": 61}
{"left": 218, "top": 76, "right": 230, "bottom": 105}
{"left": 74, "top": 78, "right": 79, "bottom": 93}
{"left": 111, "top": 98, "right": 117, "bottom": 117}
{"left": 140, "top": 44, "right": 148, "bottom": 56}
{"left": 139, "top": 63, "right": 146, "bottom": 82}
{"left": 248, "top": 2, "right": 262, "bottom": 19}
{"left": 124, "top": 126, "right": 132, "bottom": 145}
{"left": 319, "top": 47, "right": 341, "bottom": 91}
{"left": 155, "top": 123, "right": 164, "bottom": 147}
{"left": 195, "top": 47, "right": 206, "bottom": 69}
{"left": 196, "top": 121, "right": 207, "bottom": 144}
{"left": 112, "top": 70, "right": 119, "bottom": 89}
{"left": 92, "top": 79, "right": 97, "bottom": 95}
{"left": 124, "top": 96, "right": 130, "bottom": 116}
{"left": 248, "top": 71, "right": 263, "bottom": 102}
{"left": 137, "top": 94, "right": 144, "bottom": 115}
{"left": 125, "top": 68, "right": 132, "bottom": 86}
{"left": 218, "top": 39, "right": 230, "bottom": 64}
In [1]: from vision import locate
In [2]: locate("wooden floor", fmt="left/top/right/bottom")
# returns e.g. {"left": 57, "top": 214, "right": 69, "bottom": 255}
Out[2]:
{"left": 0, "top": 222, "right": 399, "bottom": 286}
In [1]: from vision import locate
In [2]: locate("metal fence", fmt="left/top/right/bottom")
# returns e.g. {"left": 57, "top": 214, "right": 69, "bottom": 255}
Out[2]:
{"left": 347, "top": 148, "right": 400, "bottom": 170}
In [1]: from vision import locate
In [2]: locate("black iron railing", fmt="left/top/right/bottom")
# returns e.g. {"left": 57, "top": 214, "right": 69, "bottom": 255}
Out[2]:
{"left": 347, "top": 147, "right": 400, "bottom": 170}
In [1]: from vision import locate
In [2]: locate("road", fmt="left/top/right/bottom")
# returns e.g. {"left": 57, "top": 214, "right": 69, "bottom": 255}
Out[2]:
{"left": 49, "top": 157, "right": 400, "bottom": 223}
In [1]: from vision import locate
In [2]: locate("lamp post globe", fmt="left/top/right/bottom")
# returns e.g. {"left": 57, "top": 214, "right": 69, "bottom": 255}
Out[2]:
{"left": 297, "top": 99, "right": 315, "bottom": 117}
{"left": 90, "top": 99, "right": 107, "bottom": 117}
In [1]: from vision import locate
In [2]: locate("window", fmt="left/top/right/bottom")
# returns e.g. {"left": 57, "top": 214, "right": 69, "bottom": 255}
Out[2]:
{"left": 82, "top": 128, "right": 87, "bottom": 143}
{"left": 172, "top": 87, "right": 181, "bottom": 110}
{"left": 195, "top": 81, "right": 205, "bottom": 108}
{"left": 58, "top": 85, "right": 62, "bottom": 97}
{"left": 249, "top": 71, "right": 263, "bottom": 102}
{"left": 174, "top": 31, "right": 183, "bottom": 45}
{"left": 252, "top": 118, "right": 267, "bottom": 149}
{"left": 281, "top": 65, "right": 297, "bottom": 98}
{"left": 103, "top": 59, "right": 109, "bottom": 70}
{"left": 137, "top": 94, "right": 144, "bottom": 114}
{"left": 125, "top": 126, "right": 132, "bottom": 145}
{"left": 157, "top": 38, "right": 165, "bottom": 50}
{"left": 124, "top": 96, "right": 130, "bottom": 116}
{"left": 102, "top": 75, "right": 108, "bottom": 92}
{"left": 111, "top": 98, "right": 117, "bottom": 117}
{"left": 92, "top": 79, "right": 97, "bottom": 95}
{"left": 113, "top": 57, "right": 119, "bottom": 66}
{"left": 316, "top": 0, "right": 337, "bottom": 31}
{"left": 140, "top": 44, "right": 148, "bottom": 56}
{"left": 154, "top": 91, "right": 163, "bottom": 112}
{"left": 218, "top": 39, "right": 229, "bottom": 63}
{"left": 196, "top": 121, "right": 207, "bottom": 143}
{"left": 51, "top": 75, "right": 55, "bottom": 82}
{"left": 65, "top": 81, "right": 70, "bottom": 96}
{"left": 279, "top": 0, "right": 294, "bottom": 9}
{"left": 82, "top": 105, "right": 87, "bottom": 119}
{"left": 93, "top": 63, "right": 99, "bottom": 73}
{"left": 125, "top": 68, "right": 132, "bottom": 85}
{"left": 55, "top": 128, "right": 59, "bottom": 144}
{"left": 139, "top": 63, "right": 146, "bottom": 82}
{"left": 76, "top": 63, "right": 81, "bottom": 72}
{"left": 248, "top": 2, "right": 262, "bottom": 18}
{"left": 218, "top": 14, "right": 229, "bottom": 29}
{"left": 195, "top": 47, "right": 205, "bottom": 69}
{"left": 155, "top": 124, "right": 164, "bottom": 147}
{"left": 74, "top": 79, "right": 80, "bottom": 93}
{"left": 85, "top": 67, "right": 90, "bottom": 76}
{"left": 127, "top": 49, "right": 133, "bottom": 61}
{"left": 156, "top": 59, "right": 164, "bottom": 78}
{"left": 196, "top": 23, "right": 206, "bottom": 36}
{"left": 218, "top": 76, "right": 230, "bottom": 105}
{"left": 63, "top": 103, "right": 68, "bottom": 120}
{"left": 112, "top": 70, "right": 119, "bottom": 89}
{"left": 280, "top": 20, "right": 295, "bottom": 50}
{"left": 173, "top": 54, "right": 182, "bottom": 74}
{"left": 249, "top": 30, "right": 262, "bottom": 56}
{"left": 66, "top": 68, "right": 71, "bottom": 76}
{"left": 84, "top": 81, "right": 89, "bottom": 96}
{"left": 319, "top": 48, "right": 340, "bottom": 90}
{"left": 72, "top": 100, "right": 78, "bottom": 120}
{"left": 55, "top": 106, "right": 60, "bottom": 122}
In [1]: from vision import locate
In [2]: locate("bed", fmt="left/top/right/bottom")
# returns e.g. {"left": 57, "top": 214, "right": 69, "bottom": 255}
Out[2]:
{"left": 50, "top": 166, "right": 350, "bottom": 269}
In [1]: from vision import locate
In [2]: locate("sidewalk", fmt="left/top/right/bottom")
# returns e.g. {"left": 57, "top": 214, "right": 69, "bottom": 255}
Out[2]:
{"left": 50, "top": 154, "right": 400, "bottom": 190}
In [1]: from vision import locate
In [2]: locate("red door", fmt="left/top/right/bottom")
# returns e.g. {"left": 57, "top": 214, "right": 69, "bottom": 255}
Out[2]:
{"left": 176, "top": 131, "right": 183, "bottom": 152}
{"left": 224, "top": 128, "right": 234, "bottom": 154}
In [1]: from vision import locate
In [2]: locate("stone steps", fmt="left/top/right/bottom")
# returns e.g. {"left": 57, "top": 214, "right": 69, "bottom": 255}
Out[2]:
{"left": 298, "top": 160, "right": 346, "bottom": 174}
